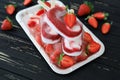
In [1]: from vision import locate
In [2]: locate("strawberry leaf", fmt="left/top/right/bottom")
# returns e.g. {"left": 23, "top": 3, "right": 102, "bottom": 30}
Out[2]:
{"left": 57, "top": 53, "right": 64, "bottom": 65}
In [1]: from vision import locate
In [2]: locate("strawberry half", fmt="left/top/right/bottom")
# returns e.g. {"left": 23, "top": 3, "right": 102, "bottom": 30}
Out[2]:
{"left": 5, "top": 4, "right": 16, "bottom": 15}
{"left": 64, "top": 11, "right": 76, "bottom": 28}
{"left": 1, "top": 17, "right": 12, "bottom": 30}
{"left": 23, "top": 0, "right": 32, "bottom": 6}
{"left": 78, "top": 1, "right": 94, "bottom": 16}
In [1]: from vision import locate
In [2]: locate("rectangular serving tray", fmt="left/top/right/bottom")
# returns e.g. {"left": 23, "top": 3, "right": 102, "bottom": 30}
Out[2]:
{"left": 16, "top": 0, "right": 105, "bottom": 74}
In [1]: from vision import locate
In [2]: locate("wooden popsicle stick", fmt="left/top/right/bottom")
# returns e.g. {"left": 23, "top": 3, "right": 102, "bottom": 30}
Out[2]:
{"left": 37, "top": 0, "right": 50, "bottom": 11}
{"left": 51, "top": 0, "right": 55, "bottom": 8}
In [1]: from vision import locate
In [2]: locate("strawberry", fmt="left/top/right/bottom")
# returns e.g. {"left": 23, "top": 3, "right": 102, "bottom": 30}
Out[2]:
{"left": 45, "top": 44, "right": 54, "bottom": 56}
{"left": 23, "top": 0, "right": 32, "bottom": 6}
{"left": 35, "top": 33, "right": 44, "bottom": 47}
{"left": 76, "top": 52, "right": 88, "bottom": 62}
{"left": 93, "top": 12, "right": 109, "bottom": 20}
{"left": 5, "top": 4, "right": 16, "bottom": 15}
{"left": 64, "top": 12, "right": 76, "bottom": 28}
{"left": 87, "top": 41, "right": 101, "bottom": 54}
{"left": 44, "top": 1, "right": 51, "bottom": 7}
{"left": 101, "top": 22, "right": 111, "bottom": 34}
{"left": 1, "top": 17, "right": 12, "bottom": 30}
{"left": 83, "top": 32, "right": 93, "bottom": 43}
{"left": 60, "top": 55, "right": 75, "bottom": 68}
{"left": 27, "top": 20, "right": 37, "bottom": 28}
{"left": 36, "top": 9, "right": 46, "bottom": 16}
{"left": 78, "top": 1, "right": 94, "bottom": 16}
{"left": 87, "top": 16, "right": 98, "bottom": 28}
{"left": 50, "top": 50, "right": 61, "bottom": 64}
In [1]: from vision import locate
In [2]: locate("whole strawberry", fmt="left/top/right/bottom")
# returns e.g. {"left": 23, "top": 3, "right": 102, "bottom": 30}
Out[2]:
{"left": 101, "top": 22, "right": 111, "bottom": 34}
{"left": 1, "top": 17, "right": 12, "bottom": 30}
{"left": 86, "top": 16, "right": 98, "bottom": 29}
{"left": 5, "top": 4, "right": 16, "bottom": 15}
{"left": 93, "top": 12, "right": 109, "bottom": 20}
{"left": 78, "top": 1, "right": 94, "bottom": 16}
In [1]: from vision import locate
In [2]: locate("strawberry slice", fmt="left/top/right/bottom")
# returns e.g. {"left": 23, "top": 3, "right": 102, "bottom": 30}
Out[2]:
{"left": 23, "top": 0, "right": 32, "bottom": 6}
{"left": 64, "top": 11, "right": 76, "bottom": 28}
{"left": 27, "top": 20, "right": 37, "bottom": 28}
{"left": 44, "top": 1, "right": 51, "bottom": 7}
{"left": 5, "top": 4, "right": 16, "bottom": 15}
{"left": 36, "top": 9, "right": 46, "bottom": 16}
{"left": 1, "top": 17, "right": 12, "bottom": 30}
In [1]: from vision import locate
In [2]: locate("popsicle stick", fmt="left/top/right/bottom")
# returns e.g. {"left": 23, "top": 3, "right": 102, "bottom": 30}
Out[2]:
{"left": 37, "top": 0, "right": 50, "bottom": 11}
{"left": 51, "top": 0, "right": 55, "bottom": 8}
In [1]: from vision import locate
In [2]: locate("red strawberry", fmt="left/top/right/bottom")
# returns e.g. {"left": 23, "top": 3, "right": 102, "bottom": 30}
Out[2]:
{"left": 36, "top": 9, "right": 46, "bottom": 16}
{"left": 78, "top": 1, "right": 94, "bottom": 16}
{"left": 1, "top": 17, "right": 12, "bottom": 30}
{"left": 44, "top": 1, "right": 51, "bottom": 7}
{"left": 60, "top": 55, "right": 75, "bottom": 68}
{"left": 101, "top": 22, "right": 111, "bottom": 34}
{"left": 5, "top": 4, "right": 16, "bottom": 15}
{"left": 23, "top": 0, "right": 32, "bottom": 6}
{"left": 83, "top": 32, "right": 93, "bottom": 43}
{"left": 64, "top": 12, "right": 76, "bottom": 28}
{"left": 93, "top": 12, "right": 109, "bottom": 20}
{"left": 87, "top": 41, "right": 101, "bottom": 54}
{"left": 35, "top": 33, "right": 44, "bottom": 47}
{"left": 87, "top": 16, "right": 98, "bottom": 28}
{"left": 45, "top": 44, "right": 54, "bottom": 56}
{"left": 50, "top": 50, "right": 60, "bottom": 64}
{"left": 27, "top": 20, "right": 37, "bottom": 28}
{"left": 76, "top": 52, "right": 88, "bottom": 62}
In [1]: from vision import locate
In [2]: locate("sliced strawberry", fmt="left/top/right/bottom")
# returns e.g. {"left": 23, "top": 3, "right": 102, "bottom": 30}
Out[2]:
{"left": 87, "top": 41, "right": 101, "bottom": 54}
{"left": 101, "top": 22, "right": 111, "bottom": 34}
{"left": 60, "top": 55, "right": 75, "bottom": 68}
{"left": 1, "top": 17, "right": 12, "bottom": 30}
{"left": 45, "top": 44, "right": 54, "bottom": 56}
{"left": 23, "top": 0, "right": 32, "bottom": 6}
{"left": 64, "top": 12, "right": 76, "bottom": 28}
{"left": 27, "top": 20, "right": 37, "bottom": 28}
{"left": 5, "top": 4, "right": 16, "bottom": 15}
{"left": 36, "top": 9, "right": 46, "bottom": 16}
{"left": 76, "top": 52, "right": 88, "bottom": 62}
{"left": 44, "top": 1, "right": 51, "bottom": 7}
{"left": 83, "top": 32, "right": 93, "bottom": 43}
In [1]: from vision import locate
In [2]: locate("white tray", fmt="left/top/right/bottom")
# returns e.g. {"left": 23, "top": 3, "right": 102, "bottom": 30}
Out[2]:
{"left": 16, "top": 0, "right": 105, "bottom": 74}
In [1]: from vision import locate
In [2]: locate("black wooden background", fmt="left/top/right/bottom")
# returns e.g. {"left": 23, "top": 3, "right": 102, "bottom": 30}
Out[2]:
{"left": 0, "top": 0, "right": 120, "bottom": 80}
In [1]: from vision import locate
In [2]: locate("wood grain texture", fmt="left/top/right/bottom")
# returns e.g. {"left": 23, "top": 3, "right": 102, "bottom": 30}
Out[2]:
{"left": 0, "top": 0, "right": 120, "bottom": 80}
